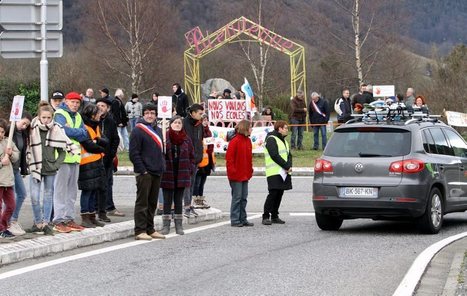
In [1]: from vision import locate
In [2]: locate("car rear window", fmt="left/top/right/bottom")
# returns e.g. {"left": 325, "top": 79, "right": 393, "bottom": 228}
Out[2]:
{"left": 324, "top": 127, "right": 411, "bottom": 157}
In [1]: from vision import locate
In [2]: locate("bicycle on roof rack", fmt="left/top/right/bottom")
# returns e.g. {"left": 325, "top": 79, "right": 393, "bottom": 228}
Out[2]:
{"left": 345, "top": 102, "right": 441, "bottom": 125}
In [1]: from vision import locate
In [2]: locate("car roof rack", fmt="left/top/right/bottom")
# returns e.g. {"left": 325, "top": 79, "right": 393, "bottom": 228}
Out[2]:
{"left": 345, "top": 102, "right": 441, "bottom": 125}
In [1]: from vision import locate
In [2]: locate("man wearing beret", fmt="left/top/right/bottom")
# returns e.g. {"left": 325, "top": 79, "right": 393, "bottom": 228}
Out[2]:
{"left": 53, "top": 92, "right": 88, "bottom": 233}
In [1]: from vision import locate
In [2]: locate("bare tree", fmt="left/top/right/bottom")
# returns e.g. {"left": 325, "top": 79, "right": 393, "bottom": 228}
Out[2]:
{"left": 87, "top": 0, "right": 173, "bottom": 94}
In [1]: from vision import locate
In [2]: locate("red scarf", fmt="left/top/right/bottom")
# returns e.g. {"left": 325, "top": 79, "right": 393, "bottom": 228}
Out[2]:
{"left": 169, "top": 128, "right": 187, "bottom": 145}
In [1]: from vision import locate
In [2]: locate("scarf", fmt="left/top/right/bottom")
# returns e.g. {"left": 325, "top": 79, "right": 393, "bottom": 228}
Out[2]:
{"left": 27, "top": 117, "right": 81, "bottom": 181}
{"left": 169, "top": 128, "right": 187, "bottom": 145}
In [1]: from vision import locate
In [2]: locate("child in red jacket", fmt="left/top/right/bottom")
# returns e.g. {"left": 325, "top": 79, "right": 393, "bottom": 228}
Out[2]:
{"left": 226, "top": 120, "right": 253, "bottom": 227}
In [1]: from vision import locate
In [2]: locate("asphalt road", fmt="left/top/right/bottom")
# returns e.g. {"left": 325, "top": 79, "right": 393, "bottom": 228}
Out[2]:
{"left": 4, "top": 176, "right": 467, "bottom": 296}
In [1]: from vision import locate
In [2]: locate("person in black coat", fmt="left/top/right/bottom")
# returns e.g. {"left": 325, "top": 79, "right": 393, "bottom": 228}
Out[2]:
{"left": 96, "top": 97, "right": 123, "bottom": 222}
{"left": 172, "top": 83, "right": 190, "bottom": 118}
{"left": 262, "top": 121, "right": 292, "bottom": 225}
{"left": 78, "top": 104, "right": 108, "bottom": 228}
{"left": 308, "top": 92, "right": 330, "bottom": 150}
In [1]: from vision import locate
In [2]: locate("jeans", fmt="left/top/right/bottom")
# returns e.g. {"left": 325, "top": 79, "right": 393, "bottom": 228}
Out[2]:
{"left": 105, "top": 165, "right": 116, "bottom": 212}
{"left": 163, "top": 188, "right": 184, "bottom": 215}
{"left": 183, "top": 168, "right": 198, "bottom": 209}
{"left": 11, "top": 169, "right": 27, "bottom": 221}
{"left": 30, "top": 175, "right": 55, "bottom": 224}
{"left": 80, "top": 190, "right": 97, "bottom": 213}
{"left": 118, "top": 126, "right": 129, "bottom": 151}
{"left": 229, "top": 181, "right": 249, "bottom": 225}
{"left": 290, "top": 118, "right": 305, "bottom": 149}
{"left": 0, "top": 187, "right": 15, "bottom": 231}
{"left": 158, "top": 188, "right": 164, "bottom": 206}
{"left": 313, "top": 125, "right": 327, "bottom": 150}
{"left": 129, "top": 118, "right": 139, "bottom": 132}
{"left": 53, "top": 163, "right": 79, "bottom": 223}
{"left": 134, "top": 173, "right": 160, "bottom": 236}
{"left": 263, "top": 189, "right": 284, "bottom": 219}
{"left": 193, "top": 171, "right": 208, "bottom": 196}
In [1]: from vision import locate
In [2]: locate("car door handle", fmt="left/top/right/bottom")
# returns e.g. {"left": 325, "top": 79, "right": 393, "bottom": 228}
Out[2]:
{"left": 439, "top": 165, "right": 445, "bottom": 171}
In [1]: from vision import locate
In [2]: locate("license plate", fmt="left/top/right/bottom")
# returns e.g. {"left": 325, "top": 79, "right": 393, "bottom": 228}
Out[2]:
{"left": 340, "top": 187, "right": 378, "bottom": 198}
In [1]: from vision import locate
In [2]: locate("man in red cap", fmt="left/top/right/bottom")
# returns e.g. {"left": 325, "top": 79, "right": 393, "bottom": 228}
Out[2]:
{"left": 52, "top": 92, "right": 89, "bottom": 233}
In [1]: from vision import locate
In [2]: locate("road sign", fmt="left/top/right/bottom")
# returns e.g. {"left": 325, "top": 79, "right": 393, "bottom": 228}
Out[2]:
{"left": 0, "top": 30, "right": 62, "bottom": 58}
{"left": 0, "top": 0, "right": 62, "bottom": 31}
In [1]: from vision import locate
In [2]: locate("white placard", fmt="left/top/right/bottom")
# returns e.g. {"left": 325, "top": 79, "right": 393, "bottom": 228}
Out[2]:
{"left": 373, "top": 85, "right": 395, "bottom": 97}
{"left": 157, "top": 96, "right": 172, "bottom": 118}
{"left": 9, "top": 95, "right": 25, "bottom": 122}
{"left": 445, "top": 111, "right": 467, "bottom": 127}
{"left": 207, "top": 99, "right": 247, "bottom": 122}
{"left": 209, "top": 125, "right": 274, "bottom": 153}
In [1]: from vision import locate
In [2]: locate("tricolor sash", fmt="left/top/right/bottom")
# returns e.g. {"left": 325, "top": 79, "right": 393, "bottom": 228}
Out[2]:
{"left": 136, "top": 123, "right": 163, "bottom": 150}
{"left": 311, "top": 100, "right": 326, "bottom": 118}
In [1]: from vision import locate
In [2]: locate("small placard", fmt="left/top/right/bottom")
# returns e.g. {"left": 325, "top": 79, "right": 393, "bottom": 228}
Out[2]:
{"left": 158, "top": 96, "right": 172, "bottom": 118}
{"left": 10, "top": 95, "right": 25, "bottom": 122}
{"left": 373, "top": 85, "right": 395, "bottom": 97}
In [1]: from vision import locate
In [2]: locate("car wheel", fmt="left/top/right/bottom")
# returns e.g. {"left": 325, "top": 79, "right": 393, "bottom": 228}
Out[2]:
{"left": 418, "top": 187, "right": 443, "bottom": 234}
{"left": 315, "top": 213, "right": 343, "bottom": 231}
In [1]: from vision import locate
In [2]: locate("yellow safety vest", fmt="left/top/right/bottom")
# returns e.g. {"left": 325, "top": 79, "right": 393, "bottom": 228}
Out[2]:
{"left": 54, "top": 109, "right": 82, "bottom": 164}
{"left": 264, "top": 135, "right": 289, "bottom": 177}
{"left": 80, "top": 125, "right": 103, "bottom": 165}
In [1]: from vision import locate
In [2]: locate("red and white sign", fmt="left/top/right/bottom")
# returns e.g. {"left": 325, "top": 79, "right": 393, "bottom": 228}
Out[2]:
{"left": 373, "top": 85, "right": 395, "bottom": 97}
{"left": 207, "top": 99, "right": 247, "bottom": 122}
{"left": 9, "top": 95, "right": 25, "bottom": 122}
{"left": 157, "top": 96, "right": 172, "bottom": 118}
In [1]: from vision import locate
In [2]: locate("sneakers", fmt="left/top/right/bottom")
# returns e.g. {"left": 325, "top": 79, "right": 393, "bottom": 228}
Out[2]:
{"left": 42, "top": 224, "right": 54, "bottom": 235}
{"left": 149, "top": 231, "right": 166, "bottom": 239}
{"left": 67, "top": 221, "right": 85, "bottom": 231}
{"left": 53, "top": 222, "right": 72, "bottom": 233}
{"left": 107, "top": 209, "right": 125, "bottom": 217}
{"left": 0, "top": 230, "right": 15, "bottom": 239}
{"left": 262, "top": 219, "right": 272, "bottom": 225}
{"left": 242, "top": 221, "right": 254, "bottom": 227}
{"left": 193, "top": 196, "right": 210, "bottom": 209}
{"left": 8, "top": 221, "right": 26, "bottom": 236}
{"left": 271, "top": 218, "right": 286, "bottom": 224}
{"left": 30, "top": 224, "right": 44, "bottom": 234}
{"left": 135, "top": 233, "right": 152, "bottom": 240}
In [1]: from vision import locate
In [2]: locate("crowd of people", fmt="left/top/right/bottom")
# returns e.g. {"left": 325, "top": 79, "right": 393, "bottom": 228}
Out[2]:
{"left": 0, "top": 82, "right": 294, "bottom": 241}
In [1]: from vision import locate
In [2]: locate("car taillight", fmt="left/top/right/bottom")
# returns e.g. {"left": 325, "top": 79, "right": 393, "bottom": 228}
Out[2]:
{"left": 315, "top": 159, "right": 333, "bottom": 173}
{"left": 389, "top": 159, "right": 425, "bottom": 173}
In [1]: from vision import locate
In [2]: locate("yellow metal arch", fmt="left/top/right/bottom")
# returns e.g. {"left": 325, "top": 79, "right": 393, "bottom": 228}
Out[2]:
{"left": 184, "top": 16, "right": 307, "bottom": 104}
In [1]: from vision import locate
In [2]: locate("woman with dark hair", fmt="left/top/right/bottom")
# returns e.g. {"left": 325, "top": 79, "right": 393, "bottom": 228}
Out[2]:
{"left": 8, "top": 111, "right": 32, "bottom": 236}
{"left": 226, "top": 120, "right": 253, "bottom": 227}
{"left": 78, "top": 104, "right": 108, "bottom": 228}
{"left": 160, "top": 116, "right": 195, "bottom": 235}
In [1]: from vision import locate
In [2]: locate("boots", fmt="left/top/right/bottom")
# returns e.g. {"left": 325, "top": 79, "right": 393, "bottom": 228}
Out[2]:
{"left": 89, "top": 212, "right": 105, "bottom": 227}
{"left": 81, "top": 213, "right": 96, "bottom": 228}
{"left": 174, "top": 214, "right": 184, "bottom": 235}
{"left": 98, "top": 212, "right": 111, "bottom": 223}
{"left": 160, "top": 215, "right": 171, "bottom": 235}
{"left": 199, "top": 196, "right": 210, "bottom": 209}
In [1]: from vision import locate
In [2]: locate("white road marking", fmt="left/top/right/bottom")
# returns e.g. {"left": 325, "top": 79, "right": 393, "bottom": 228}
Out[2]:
{"left": 289, "top": 213, "right": 315, "bottom": 216}
{"left": 393, "top": 231, "right": 467, "bottom": 296}
{"left": 0, "top": 214, "right": 262, "bottom": 280}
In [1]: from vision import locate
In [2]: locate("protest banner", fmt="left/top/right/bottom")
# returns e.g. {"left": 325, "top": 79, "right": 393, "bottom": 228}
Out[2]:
{"left": 207, "top": 99, "right": 248, "bottom": 122}
{"left": 209, "top": 125, "right": 274, "bottom": 153}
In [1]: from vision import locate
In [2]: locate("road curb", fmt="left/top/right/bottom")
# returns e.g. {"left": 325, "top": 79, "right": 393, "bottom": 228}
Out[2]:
{"left": 0, "top": 208, "right": 223, "bottom": 266}
{"left": 115, "top": 166, "right": 314, "bottom": 177}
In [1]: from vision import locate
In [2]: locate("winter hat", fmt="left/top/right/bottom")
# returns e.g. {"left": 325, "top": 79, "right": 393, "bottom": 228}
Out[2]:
{"left": 96, "top": 97, "right": 112, "bottom": 106}
{"left": 65, "top": 92, "right": 82, "bottom": 101}
{"left": 223, "top": 88, "right": 231, "bottom": 94}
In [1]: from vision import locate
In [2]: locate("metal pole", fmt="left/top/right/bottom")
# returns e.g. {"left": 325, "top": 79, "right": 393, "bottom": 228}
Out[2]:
{"left": 40, "top": 0, "right": 48, "bottom": 101}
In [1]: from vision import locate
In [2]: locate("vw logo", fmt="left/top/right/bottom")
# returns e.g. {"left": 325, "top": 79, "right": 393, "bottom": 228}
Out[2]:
{"left": 354, "top": 163, "right": 364, "bottom": 173}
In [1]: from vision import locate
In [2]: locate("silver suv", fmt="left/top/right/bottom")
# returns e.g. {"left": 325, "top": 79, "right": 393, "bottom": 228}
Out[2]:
{"left": 312, "top": 113, "right": 467, "bottom": 234}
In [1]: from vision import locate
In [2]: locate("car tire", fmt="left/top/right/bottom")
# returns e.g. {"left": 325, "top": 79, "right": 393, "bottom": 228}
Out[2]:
{"left": 418, "top": 187, "right": 443, "bottom": 234}
{"left": 315, "top": 213, "right": 343, "bottom": 231}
